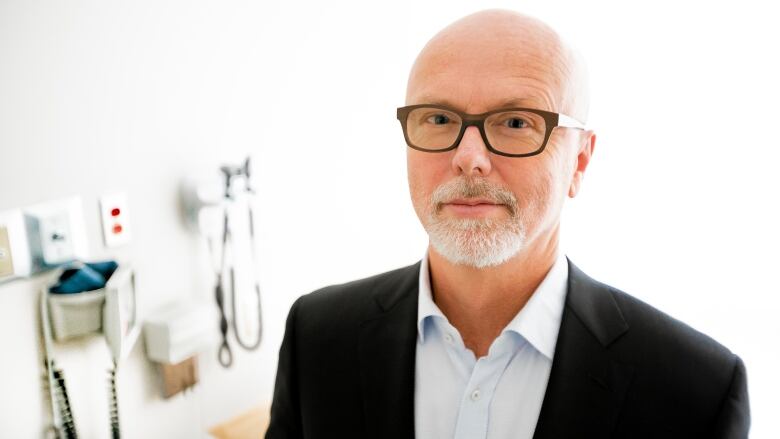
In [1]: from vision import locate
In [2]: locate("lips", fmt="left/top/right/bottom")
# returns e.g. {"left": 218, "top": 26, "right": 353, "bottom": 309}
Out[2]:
{"left": 446, "top": 198, "right": 501, "bottom": 206}
{"left": 440, "top": 198, "right": 506, "bottom": 217}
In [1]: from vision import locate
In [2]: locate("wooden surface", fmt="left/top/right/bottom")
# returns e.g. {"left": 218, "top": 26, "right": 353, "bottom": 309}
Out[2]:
{"left": 209, "top": 404, "right": 270, "bottom": 439}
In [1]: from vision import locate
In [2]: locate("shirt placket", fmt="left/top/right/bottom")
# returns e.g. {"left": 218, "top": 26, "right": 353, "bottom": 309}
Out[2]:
{"left": 446, "top": 331, "right": 516, "bottom": 439}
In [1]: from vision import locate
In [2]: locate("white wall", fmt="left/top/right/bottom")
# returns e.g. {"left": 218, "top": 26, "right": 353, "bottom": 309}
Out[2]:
{"left": 1, "top": 0, "right": 777, "bottom": 437}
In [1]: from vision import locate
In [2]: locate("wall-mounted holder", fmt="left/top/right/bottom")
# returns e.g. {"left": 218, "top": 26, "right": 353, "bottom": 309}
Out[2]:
{"left": 103, "top": 267, "right": 140, "bottom": 361}
{"left": 144, "top": 301, "right": 216, "bottom": 364}
{"left": 45, "top": 265, "right": 139, "bottom": 349}
{"left": 144, "top": 301, "right": 216, "bottom": 398}
{"left": 47, "top": 287, "right": 106, "bottom": 341}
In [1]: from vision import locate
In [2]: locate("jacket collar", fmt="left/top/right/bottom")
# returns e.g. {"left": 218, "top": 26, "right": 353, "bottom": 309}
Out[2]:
{"left": 532, "top": 258, "right": 633, "bottom": 439}
{"left": 357, "top": 261, "right": 420, "bottom": 439}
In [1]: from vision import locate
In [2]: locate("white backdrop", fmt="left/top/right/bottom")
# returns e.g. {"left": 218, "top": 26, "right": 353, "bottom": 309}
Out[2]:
{"left": 1, "top": 0, "right": 777, "bottom": 437}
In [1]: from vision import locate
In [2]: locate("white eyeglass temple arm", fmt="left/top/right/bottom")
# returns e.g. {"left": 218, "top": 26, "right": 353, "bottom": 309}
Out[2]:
{"left": 558, "top": 113, "right": 586, "bottom": 130}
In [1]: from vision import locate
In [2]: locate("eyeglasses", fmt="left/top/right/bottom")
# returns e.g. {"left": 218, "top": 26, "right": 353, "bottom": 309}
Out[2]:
{"left": 396, "top": 104, "right": 586, "bottom": 157}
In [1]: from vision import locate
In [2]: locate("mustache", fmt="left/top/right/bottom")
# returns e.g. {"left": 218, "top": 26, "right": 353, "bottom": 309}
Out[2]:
{"left": 431, "top": 177, "right": 518, "bottom": 216}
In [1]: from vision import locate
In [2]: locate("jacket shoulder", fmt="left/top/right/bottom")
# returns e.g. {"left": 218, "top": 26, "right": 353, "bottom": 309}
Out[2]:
{"left": 607, "top": 284, "right": 736, "bottom": 367}
{"left": 585, "top": 280, "right": 749, "bottom": 434}
{"left": 601, "top": 283, "right": 743, "bottom": 422}
{"left": 294, "top": 261, "right": 420, "bottom": 329}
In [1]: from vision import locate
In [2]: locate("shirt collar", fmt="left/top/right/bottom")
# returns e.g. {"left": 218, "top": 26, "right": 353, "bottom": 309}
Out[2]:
{"left": 417, "top": 249, "right": 445, "bottom": 344}
{"left": 416, "top": 248, "right": 568, "bottom": 360}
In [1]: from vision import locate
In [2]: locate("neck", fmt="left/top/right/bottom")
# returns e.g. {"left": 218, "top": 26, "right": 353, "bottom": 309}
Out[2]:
{"left": 427, "top": 224, "right": 560, "bottom": 357}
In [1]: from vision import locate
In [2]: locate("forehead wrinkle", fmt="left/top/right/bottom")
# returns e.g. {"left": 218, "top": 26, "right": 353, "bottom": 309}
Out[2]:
{"left": 409, "top": 81, "right": 554, "bottom": 113}
{"left": 505, "top": 76, "right": 560, "bottom": 112}
{"left": 500, "top": 48, "right": 568, "bottom": 110}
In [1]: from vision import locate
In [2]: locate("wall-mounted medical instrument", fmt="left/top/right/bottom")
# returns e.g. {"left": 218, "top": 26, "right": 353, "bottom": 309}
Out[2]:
{"left": 40, "top": 262, "right": 140, "bottom": 439}
{"left": 181, "top": 156, "right": 264, "bottom": 368}
{"left": 102, "top": 266, "right": 140, "bottom": 439}
{"left": 41, "top": 291, "right": 78, "bottom": 439}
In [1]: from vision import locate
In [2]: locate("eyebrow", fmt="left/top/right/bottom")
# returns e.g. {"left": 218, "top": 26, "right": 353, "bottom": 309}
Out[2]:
{"left": 413, "top": 95, "right": 547, "bottom": 112}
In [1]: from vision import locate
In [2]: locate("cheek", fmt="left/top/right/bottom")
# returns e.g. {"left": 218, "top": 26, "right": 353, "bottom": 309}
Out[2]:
{"left": 522, "top": 171, "right": 554, "bottom": 211}
{"left": 407, "top": 153, "right": 444, "bottom": 218}
{"left": 522, "top": 159, "right": 571, "bottom": 229}
{"left": 496, "top": 160, "right": 559, "bottom": 216}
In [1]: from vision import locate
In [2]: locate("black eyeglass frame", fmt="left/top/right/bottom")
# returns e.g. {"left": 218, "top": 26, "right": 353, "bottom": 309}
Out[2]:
{"left": 396, "top": 104, "right": 586, "bottom": 157}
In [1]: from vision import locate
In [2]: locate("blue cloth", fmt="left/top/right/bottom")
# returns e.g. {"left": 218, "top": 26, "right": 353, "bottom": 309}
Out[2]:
{"left": 49, "top": 260, "right": 118, "bottom": 294}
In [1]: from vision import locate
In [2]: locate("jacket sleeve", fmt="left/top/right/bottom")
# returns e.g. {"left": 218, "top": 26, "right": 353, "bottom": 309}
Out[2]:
{"left": 711, "top": 355, "right": 751, "bottom": 439}
{"left": 265, "top": 297, "right": 304, "bottom": 439}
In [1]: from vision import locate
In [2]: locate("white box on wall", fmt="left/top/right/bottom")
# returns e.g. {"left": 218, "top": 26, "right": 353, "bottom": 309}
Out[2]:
{"left": 24, "top": 197, "right": 89, "bottom": 271}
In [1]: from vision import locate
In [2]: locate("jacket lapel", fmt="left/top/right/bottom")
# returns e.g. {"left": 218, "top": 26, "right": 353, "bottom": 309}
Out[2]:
{"left": 358, "top": 262, "right": 420, "bottom": 439}
{"left": 533, "top": 258, "right": 634, "bottom": 439}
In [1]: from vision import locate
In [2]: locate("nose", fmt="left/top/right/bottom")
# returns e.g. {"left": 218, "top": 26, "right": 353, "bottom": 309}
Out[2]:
{"left": 451, "top": 125, "right": 492, "bottom": 177}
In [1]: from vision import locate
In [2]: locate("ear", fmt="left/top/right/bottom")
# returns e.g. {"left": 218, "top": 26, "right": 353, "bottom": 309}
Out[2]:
{"left": 568, "top": 130, "right": 596, "bottom": 198}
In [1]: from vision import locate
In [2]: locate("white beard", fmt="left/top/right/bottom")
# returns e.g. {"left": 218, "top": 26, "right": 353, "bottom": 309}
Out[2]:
{"left": 422, "top": 177, "right": 529, "bottom": 268}
{"left": 426, "top": 215, "right": 527, "bottom": 268}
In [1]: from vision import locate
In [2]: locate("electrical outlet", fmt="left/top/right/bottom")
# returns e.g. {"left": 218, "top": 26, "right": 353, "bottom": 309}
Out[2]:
{"left": 100, "top": 193, "right": 132, "bottom": 247}
{"left": 0, "top": 226, "right": 14, "bottom": 277}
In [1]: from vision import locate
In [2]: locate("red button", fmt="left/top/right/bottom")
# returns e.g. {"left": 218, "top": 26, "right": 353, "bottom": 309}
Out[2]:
{"left": 113, "top": 224, "right": 123, "bottom": 234}
{"left": 111, "top": 208, "right": 121, "bottom": 217}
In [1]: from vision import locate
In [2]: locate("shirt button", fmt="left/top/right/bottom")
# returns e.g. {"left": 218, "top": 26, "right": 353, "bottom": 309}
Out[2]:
{"left": 470, "top": 389, "right": 481, "bottom": 401}
{"left": 444, "top": 333, "right": 454, "bottom": 344}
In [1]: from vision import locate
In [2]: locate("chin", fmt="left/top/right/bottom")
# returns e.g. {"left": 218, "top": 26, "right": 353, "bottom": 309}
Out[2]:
{"left": 426, "top": 216, "right": 527, "bottom": 268}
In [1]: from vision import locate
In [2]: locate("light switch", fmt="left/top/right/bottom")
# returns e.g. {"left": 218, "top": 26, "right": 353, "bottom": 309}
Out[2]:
{"left": 0, "top": 226, "right": 14, "bottom": 277}
{"left": 100, "top": 193, "right": 131, "bottom": 247}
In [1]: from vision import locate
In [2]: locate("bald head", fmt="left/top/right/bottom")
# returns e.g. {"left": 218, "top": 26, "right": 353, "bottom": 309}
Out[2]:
{"left": 406, "top": 9, "right": 589, "bottom": 123}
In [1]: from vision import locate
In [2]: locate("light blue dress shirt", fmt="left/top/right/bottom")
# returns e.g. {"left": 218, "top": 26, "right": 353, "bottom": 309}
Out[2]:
{"left": 414, "top": 250, "right": 569, "bottom": 439}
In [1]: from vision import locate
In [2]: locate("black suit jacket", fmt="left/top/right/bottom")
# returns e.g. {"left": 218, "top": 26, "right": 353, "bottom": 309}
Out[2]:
{"left": 266, "top": 258, "right": 750, "bottom": 438}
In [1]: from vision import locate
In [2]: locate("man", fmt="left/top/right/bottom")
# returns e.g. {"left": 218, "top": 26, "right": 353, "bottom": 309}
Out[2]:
{"left": 266, "top": 9, "right": 750, "bottom": 439}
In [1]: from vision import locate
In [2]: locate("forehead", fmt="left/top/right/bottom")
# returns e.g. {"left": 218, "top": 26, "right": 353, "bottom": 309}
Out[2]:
{"left": 406, "top": 32, "right": 568, "bottom": 114}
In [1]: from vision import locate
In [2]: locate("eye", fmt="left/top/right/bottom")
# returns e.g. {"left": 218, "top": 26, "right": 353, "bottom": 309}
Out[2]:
{"left": 504, "top": 117, "right": 529, "bottom": 129}
{"left": 426, "top": 113, "right": 452, "bottom": 125}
